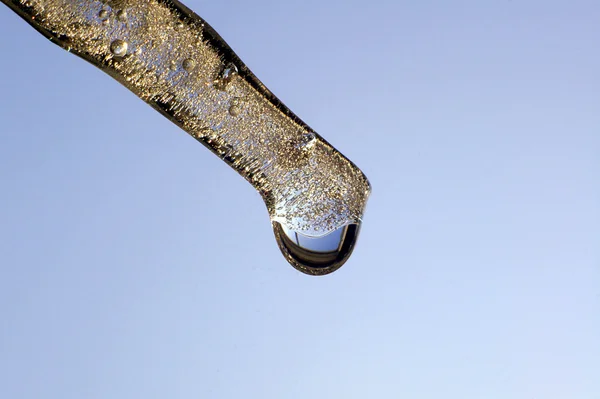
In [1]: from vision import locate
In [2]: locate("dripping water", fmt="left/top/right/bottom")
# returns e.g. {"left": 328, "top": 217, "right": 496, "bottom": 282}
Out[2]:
{"left": 272, "top": 222, "right": 361, "bottom": 276}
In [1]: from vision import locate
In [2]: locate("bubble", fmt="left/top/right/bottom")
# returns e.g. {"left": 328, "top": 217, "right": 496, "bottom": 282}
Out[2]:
{"left": 215, "top": 62, "right": 238, "bottom": 91}
{"left": 182, "top": 58, "right": 196, "bottom": 71}
{"left": 229, "top": 104, "right": 241, "bottom": 117}
{"left": 116, "top": 10, "right": 127, "bottom": 21}
{"left": 109, "top": 39, "right": 128, "bottom": 57}
{"left": 222, "top": 63, "right": 237, "bottom": 80}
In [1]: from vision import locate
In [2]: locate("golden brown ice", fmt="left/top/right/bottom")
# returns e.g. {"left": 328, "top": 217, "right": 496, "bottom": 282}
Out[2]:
{"left": 1, "top": 0, "right": 371, "bottom": 274}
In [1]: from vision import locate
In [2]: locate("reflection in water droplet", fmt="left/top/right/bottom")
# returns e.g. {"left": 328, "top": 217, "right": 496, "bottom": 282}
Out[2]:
{"left": 272, "top": 221, "right": 361, "bottom": 275}
{"left": 109, "top": 39, "right": 128, "bottom": 57}
{"left": 182, "top": 58, "right": 196, "bottom": 71}
{"left": 229, "top": 104, "right": 241, "bottom": 117}
{"left": 98, "top": 9, "right": 109, "bottom": 20}
{"left": 116, "top": 10, "right": 127, "bottom": 21}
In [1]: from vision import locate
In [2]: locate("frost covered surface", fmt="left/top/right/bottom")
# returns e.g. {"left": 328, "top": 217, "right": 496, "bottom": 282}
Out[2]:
{"left": 4, "top": 0, "right": 371, "bottom": 236}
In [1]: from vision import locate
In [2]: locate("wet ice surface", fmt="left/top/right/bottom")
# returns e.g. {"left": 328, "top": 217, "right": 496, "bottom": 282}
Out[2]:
{"left": 3, "top": 0, "right": 370, "bottom": 273}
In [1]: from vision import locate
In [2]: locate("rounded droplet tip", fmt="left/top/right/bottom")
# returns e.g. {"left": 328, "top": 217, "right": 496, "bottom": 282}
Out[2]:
{"left": 272, "top": 222, "right": 361, "bottom": 276}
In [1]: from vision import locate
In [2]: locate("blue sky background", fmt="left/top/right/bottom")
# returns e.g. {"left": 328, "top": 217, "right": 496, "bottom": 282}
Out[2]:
{"left": 1, "top": 0, "right": 598, "bottom": 398}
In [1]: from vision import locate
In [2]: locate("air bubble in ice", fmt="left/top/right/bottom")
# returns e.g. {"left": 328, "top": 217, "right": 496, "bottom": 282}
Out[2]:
{"left": 110, "top": 39, "right": 128, "bottom": 57}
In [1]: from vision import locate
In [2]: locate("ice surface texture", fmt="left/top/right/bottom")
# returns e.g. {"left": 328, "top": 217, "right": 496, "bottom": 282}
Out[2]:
{"left": 1, "top": 0, "right": 371, "bottom": 274}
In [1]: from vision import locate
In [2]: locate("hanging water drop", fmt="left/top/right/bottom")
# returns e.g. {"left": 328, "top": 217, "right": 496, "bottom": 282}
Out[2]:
{"left": 109, "top": 39, "right": 128, "bottom": 57}
{"left": 272, "top": 222, "right": 361, "bottom": 275}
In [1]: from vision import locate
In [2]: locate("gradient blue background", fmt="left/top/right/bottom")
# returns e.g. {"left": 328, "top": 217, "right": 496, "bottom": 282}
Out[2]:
{"left": 1, "top": 1, "right": 598, "bottom": 398}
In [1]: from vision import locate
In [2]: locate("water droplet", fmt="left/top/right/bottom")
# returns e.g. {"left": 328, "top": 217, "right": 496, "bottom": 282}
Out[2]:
{"left": 229, "top": 104, "right": 241, "bottom": 117}
{"left": 169, "top": 60, "right": 178, "bottom": 71}
{"left": 134, "top": 47, "right": 142, "bottom": 55}
{"left": 182, "top": 58, "right": 196, "bottom": 71}
{"left": 272, "top": 222, "right": 361, "bottom": 275}
{"left": 215, "top": 62, "right": 238, "bottom": 90}
{"left": 109, "top": 39, "right": 128, "bottom": 57}
{"left": 176, "top": 21, "right": 184, "bottom": 30}
{"left": 98, "top": 9, "right": 109, "bottom": 20}
{"left": 116, "top": 9, "right": 127, "bottom": 21}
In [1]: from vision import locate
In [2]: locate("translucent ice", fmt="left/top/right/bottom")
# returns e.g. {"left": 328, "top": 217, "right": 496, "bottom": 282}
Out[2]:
{"left": 1, "top": 0, "right": 371, "bottom": 275}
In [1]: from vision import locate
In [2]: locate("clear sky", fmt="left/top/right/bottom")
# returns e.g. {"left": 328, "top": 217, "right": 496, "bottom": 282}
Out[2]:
{"left": 0, "top": 0, "right": 598, "bottom": 398}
